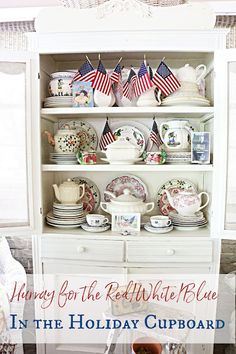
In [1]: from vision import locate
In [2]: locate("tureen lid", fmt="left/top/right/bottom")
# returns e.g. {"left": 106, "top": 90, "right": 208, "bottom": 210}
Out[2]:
{"left": 111, "top": 189, "right": 142, "bottom": 204}
{"left": 106, "top": 139, "right": 138, "bottom": 150}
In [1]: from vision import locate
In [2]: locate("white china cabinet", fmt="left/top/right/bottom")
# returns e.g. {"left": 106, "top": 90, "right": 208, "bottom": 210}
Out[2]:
{"left": 1, "top": 29, "right": 235, "bottom": 354}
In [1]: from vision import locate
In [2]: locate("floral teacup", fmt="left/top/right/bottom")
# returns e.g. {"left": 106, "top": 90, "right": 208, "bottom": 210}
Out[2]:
{"left": 144, "top": 150, "right": 167, "bottom": 165}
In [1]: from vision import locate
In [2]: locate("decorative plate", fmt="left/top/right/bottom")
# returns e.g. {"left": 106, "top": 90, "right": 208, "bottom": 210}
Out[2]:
{"left": 104, "top": 175, "right": 148, "bottom": 202}
{"left": 60, "top": 120, "right": 98, "bottom": 151}
{"left": 72, "top": 177, "right": 100, "bottom": 214}
{"left": 113, "top": 125, "right": 145, "bottom": 156}
{"left": 156, "top": 179, "right": 197, "bottom": 216}
{"left": 111, "top": 121, "right": 152, "bottom": 151}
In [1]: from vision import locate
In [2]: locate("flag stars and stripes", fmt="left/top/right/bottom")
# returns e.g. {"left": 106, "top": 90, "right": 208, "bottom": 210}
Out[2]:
{"left": 152, "top": 61, "right": 181, "bottom": 97}
{"left": 70, "top": 59, "right": 96, "bottom": 86}
{"left": 123, "top": 68, "right": 137, "bottom": 101}
{"left": 134, "top": 62, "right": 153, "bottom": 97}
{"left": 93, "top": 60, "right": 112, "bottom": 96}
{"left": 99, "top": 119, "right": 115, "bottom": 151}
{"left": 150, "top": 119, "right": 163, "bottom": 149}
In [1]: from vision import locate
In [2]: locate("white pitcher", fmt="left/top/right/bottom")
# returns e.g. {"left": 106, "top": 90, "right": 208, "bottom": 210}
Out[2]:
{"left": 159, "top": 120, "right": 192, "bottom": 151}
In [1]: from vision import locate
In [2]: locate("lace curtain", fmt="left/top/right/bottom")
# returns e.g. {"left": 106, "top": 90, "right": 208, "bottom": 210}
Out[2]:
{"left": 58, "top": 0, "right": 186, "bottom": 8}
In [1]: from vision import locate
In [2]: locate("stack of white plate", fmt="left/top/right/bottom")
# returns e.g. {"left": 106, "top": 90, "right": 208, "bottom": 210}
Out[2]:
{"left": 44, "top": 96, "right": 73, "bottom": 108}
{"left": 169, "top": 211, "right": 208, "bottom": 231}
{"left": 50, "top": 152, "right": 77, "bottom": 165}
{"left": 162, "top": 96, "right": 210, "bottom": 107}
{"left": 166, "top": 151, "right": 191, "bottom": 164}
{"left": 46, "top": 203, "right": 85, "bottom": 229}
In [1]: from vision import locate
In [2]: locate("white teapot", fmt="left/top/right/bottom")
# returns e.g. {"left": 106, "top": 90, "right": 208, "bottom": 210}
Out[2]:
{"left": 164, "top": 189, "right": 209, "bottom": 216}
{"left": 176, "top": 64, "right": 206, "bottom": 84}
{"left": 53, "top": 179, "right": 85, "bottom": 204}
{"left": 159, "top": 120, "right": 192, "bottom": 151}
{"left": 100, "top": 188, "right": 154, "bottom": 215}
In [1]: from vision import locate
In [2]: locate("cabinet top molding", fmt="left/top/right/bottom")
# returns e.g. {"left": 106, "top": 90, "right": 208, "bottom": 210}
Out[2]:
{"left": 27, "top": 29, "right": 229, "bottom": 53}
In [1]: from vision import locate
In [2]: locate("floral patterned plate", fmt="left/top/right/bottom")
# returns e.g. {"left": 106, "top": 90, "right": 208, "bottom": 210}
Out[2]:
{"left": 60, "top": 120, "right": 98, "bottom": 151}
{"left": 156, "top": 179, "right": 197, "bottom": 216}
{"left": 104, "top": 175, "right": 148, "bottom": 202}
{"left": 113, "top": 125, "right": 145, "bottom": 156}
{"left": 72, "top": 177, "right": 100, "bottom": 214}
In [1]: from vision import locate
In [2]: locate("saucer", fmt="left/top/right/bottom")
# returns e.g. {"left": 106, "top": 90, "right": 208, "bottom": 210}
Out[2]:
{"left": 81, "top": 223, "right": 110, "bottom": 233}
{"left": 144, "top": 222, "right": 173, "bottom": 234}
{"left": 101, "top": 158, "right": 142, "bottom": 165}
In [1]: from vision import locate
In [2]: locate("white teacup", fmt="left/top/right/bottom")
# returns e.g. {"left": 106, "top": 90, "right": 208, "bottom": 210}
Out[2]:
{"left": 150, "top": 216, "right": 171, "bottom": 228}
{"left": 86, "top": 214, "right": 109, "bottom": 227}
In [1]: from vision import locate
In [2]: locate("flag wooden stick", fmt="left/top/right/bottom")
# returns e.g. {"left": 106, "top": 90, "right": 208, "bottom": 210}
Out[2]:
{"left": 144, "top": 54, "right": 146, "bottom": 66}
{"left": 117, "top": 57, "right": 122, "bottom": 64}
{"left": 85, "top": 55, "right": 92, "bottom": 66}
{"left": 162, "top": 56, "right": 166, "bottom": 62}
{"left": 98, "top": 53, "right": 101, "bottom": 60}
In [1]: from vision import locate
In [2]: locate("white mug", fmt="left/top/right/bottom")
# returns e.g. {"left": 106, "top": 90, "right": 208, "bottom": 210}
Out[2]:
{"left": 86, "top": 214, "right": 109, "bottom": 227}
{"left": 150, "top": 216, "right": 171, "bottom": 228}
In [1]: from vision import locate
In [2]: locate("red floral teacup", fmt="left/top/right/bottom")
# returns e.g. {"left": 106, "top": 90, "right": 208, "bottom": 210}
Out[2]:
{"left": 144, "top": 151, "right": 166, "bottom": 165}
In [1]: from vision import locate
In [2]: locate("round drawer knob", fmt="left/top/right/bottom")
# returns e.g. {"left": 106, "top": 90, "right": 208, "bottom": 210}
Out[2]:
{"left": 77, "top": 246, "right": 86, "bottom": 254}
{"left": 166, "top": 248, "right": 175, "bottom": 256}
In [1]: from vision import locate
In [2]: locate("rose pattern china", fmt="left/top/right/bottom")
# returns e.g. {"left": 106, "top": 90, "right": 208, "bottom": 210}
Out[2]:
{"left": 105, "top": 175, "right": 148, "bottom": 202}
{"left": 72, "top": 177, "right": 100, "bottom": 213}
{"left": 157, "top": 179, "right": 197, "bottom": 216}
{"left": 164, "top": 189, "right": 210, "bottom": 216}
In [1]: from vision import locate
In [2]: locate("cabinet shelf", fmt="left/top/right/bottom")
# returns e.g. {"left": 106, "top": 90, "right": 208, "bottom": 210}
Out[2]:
{"left": 43, "top": 225, "right": 210, "bottom": 240}
{"left": 42, "top": 163, "right": 213, "bottom": 172}
{"left": 41, "top": 106, "right": 214, "bottom": 121}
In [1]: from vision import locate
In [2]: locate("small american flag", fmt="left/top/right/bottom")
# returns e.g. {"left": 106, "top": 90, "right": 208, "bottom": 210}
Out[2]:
{"left": 134, "top": 62, "right": 153, "bottom": 97}
{"left": 70, "top": 59, "right": 96, "bottom": 86}
{"left": 110, "top": 62, "right": 122, "bottom": 84}
{"left": 111, "top": 62, "right": 123, "bottom": 99}
{"left": 152, "top": 61, "right": 181, "bottom": 97}
{"left": 99, "top": 119, "right": 115, "bottom": 151}
{"left": 123, "top": 68, "right": 137, "bottom": 101}
{"left": 93, "top": 60, "right": 112, "bottom": 96}
{"left": 150, "top": 119, "right": 162, "bottom": 148}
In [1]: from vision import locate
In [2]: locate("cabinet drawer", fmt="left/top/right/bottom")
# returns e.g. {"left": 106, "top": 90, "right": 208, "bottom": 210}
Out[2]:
{"left": 127, "top": 241, "right": 212, "bottom": 263}
{"left": 42, "top": 238, "right": 124, "bottom": 262}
